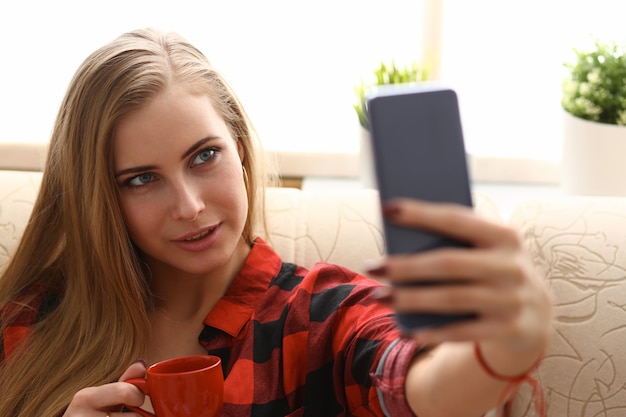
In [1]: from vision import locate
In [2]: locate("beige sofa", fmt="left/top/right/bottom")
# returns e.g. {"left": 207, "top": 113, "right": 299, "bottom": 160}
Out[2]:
{"left": 2, "top": 142, "right": 626, "bottom": 417}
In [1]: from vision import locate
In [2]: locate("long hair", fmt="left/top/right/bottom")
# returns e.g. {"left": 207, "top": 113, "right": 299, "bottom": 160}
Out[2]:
{"left": 0, "top": 28, "right": 272, "bottom": 417}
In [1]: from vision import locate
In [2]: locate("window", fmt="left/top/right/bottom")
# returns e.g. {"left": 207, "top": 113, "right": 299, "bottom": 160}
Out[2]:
{"left": 439, "top": 0, "right": 626, "bottom": 162}
{"left": 2, "top": 0, "right": 625, "bottom": 182}
{"left": 0, "top": 0, "right": 426, "bottom": 156}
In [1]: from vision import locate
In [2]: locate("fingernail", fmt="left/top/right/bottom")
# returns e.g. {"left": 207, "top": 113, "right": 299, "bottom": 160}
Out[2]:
{"left": 134, "top": 358, "right": 147, "bottom": 367}
{"left": 373, "top": 286, "right": 393, "bottom": 303}
{"left": 364, "top": 258, "right": 388, "bottom": 276}
{"left": 382, "top": 202, "right": 401, "bottom": 219}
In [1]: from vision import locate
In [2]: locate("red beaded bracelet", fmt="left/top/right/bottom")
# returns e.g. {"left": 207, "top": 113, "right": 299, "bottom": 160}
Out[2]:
{"left": 474, "top": 342, "right": 546, "bottom": 417}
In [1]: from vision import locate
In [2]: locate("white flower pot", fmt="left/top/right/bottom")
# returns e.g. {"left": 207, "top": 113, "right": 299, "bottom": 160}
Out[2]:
{"left": 359, "top": 126, "right": 378, "bottom": 189}
{"left": 562, "top": 111, "right": 626, "bottom": 196}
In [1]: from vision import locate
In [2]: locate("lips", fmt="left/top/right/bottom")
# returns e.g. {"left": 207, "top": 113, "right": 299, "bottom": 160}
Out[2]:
{"left": 172, "top": 223, "right": 222, "bottom": 252}
{"left": 183, "top": 227, "right": 214, "bottom": 242}
{"left": 174, "top": 223, "right": 220, "bottom": 243}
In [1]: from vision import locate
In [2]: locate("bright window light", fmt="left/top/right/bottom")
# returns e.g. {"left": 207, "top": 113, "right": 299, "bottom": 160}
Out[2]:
{"left": 2, "top": 0, "right": 625, "bottom": 164}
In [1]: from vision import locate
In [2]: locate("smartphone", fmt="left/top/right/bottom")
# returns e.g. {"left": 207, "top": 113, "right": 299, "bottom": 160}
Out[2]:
{"left": 366, "top": 85, "right": 476, "bottom": 330}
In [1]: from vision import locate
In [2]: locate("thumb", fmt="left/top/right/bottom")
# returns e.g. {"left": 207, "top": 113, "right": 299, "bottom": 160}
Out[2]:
{"left": 119, "top": 359, "right": 147, "bottom": 382}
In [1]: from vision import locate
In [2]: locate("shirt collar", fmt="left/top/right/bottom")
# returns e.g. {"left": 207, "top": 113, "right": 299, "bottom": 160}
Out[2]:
{"left": 202, "top": 237, "right": 282, "bottom": 336}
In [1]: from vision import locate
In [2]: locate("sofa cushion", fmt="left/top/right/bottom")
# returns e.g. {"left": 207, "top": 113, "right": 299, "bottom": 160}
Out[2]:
{"left": 261, "top": 188, "right": 502, "bottom": 275}
{"left": 0, "top": 142, "right": 48, "bottom": 172}
{"left": 261, "top": 187, "right": 385, "bottom": 274}
{"left": 509, "top": 197, "right": 626, "bottom": 417}
{"left": 0, "top": 171, "right": 43, "bottom": 273}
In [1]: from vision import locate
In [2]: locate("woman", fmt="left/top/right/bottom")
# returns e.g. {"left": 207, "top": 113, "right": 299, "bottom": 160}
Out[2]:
{"left": 0, "top": 28, "right": 552, "bottom": 417}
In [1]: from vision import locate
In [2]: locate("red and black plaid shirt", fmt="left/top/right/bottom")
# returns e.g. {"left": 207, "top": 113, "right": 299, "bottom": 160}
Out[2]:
{"left": 2, "top": 238, "right": 420, "bottom": 416}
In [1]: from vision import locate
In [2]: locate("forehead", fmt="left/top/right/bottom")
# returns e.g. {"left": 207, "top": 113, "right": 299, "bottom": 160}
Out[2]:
{"left": 112, "top": 85, "right": 231, "bottom": 166}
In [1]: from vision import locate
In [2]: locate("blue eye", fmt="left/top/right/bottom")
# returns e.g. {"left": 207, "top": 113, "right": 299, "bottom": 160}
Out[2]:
{"left": 192, "top": 148, "right": 217, "bottom": 167}
{"left": 127, "top": 173, "right": 156, "bottom": 187}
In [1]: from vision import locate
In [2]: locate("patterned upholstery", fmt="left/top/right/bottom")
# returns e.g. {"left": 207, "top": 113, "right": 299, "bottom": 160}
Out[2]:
{"left": 509, "top": 197, "right": 626, "bottom": 417}
{"left": 260, "top": 187, "right": 501, "bottom": 274}
{"left": 0, "top": 170, "right": 42, "bottom": 273}
{"left": 260, "top": 187, "right": 384, "bottom": 274}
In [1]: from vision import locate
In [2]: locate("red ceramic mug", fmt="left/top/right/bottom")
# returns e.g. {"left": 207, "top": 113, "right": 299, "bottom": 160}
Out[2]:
{"left": 124, "top": 355, "right": 223, "bottom": 417}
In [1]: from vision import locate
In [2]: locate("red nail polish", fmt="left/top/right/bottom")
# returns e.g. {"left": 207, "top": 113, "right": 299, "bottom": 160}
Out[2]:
{"left": 366, "top": 264, "right": 388, "bottom": 277}
{"left": 382, "top": 202, "right": 401, "bottom": 219}
{"left": 364, "top": 258, "right": 388, "bottom": 277}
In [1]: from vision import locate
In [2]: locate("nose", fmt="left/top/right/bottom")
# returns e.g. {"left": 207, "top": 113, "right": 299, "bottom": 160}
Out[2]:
{"left": 170, "top": 179, "right": 205, "bottom": 221}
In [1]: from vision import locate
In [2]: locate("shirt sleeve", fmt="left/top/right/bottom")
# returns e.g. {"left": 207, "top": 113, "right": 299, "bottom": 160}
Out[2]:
{"left": 373, "top": 337, "right": 423, "bottom": 417}
{"left": 1, "top": 297, "right": 37, "bottom": 362}
{"left": 1, "top": 290, "right": 61, "bottom": 362}
{"left": 319, "top": 266, "right": 421, "bottom": 417}
{"left": 1, "top": 323, "right": 32, "bottom": 361}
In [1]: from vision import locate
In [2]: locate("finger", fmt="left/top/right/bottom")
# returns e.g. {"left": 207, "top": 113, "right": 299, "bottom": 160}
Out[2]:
{"left": 381, "top": 248, "right": 526, "bottom": 287}
{"left": 383, "top": 199, "right": 520, "bottom": 249}
{"left": 406, "top": 315, "right": 516, "bottom": 346}
{"left": 115, "top": 361, "right": 148, "bottom": 410}
{"left": 405, "top": 294, "right": 553, "bottom": 351}
{"left": 68, "top": 382, "right": 145, "bottom": 413}
{"left": 393, "top": 285, "right": 523, "bottom": 317}
{"left": 119, "top": 359, "right": 147, "bottom": 382}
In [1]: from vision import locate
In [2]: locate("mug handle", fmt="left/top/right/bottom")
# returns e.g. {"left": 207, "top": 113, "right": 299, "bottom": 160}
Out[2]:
{"left": 123, "top": 377, "right": 155, "bottom": 417}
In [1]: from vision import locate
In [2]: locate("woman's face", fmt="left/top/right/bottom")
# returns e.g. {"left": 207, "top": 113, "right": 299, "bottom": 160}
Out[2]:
{"left": 113, "top": 83, "right": 249, "bottom": 279}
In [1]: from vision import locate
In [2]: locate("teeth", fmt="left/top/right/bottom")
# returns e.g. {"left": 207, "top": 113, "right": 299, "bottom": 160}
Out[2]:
{"left": 184, "top": 229, "right": 212, "bottom": 242}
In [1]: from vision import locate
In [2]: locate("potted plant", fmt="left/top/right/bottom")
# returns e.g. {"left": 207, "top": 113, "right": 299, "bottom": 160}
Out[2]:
{"left": 353, "top": 61, "right": 430, "bottom": 187}
{"left": 561, "top": 39, "right": 626, "bottom": 196}
{"left": 353, "top": 61, "right": 430, "bottom": 130}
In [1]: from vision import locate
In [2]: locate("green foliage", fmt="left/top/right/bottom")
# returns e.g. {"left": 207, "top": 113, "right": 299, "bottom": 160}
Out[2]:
{"left": 562, "top": 40, "right": 626, "bottom": 125}
{"left": 353, "top": 61, "right": 430, "bottom": 130}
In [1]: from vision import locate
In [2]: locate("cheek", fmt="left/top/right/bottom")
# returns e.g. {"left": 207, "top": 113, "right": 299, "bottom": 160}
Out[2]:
{"left": 213, "top": 172, "right": 248, "bottom": 214}
{"left": 213, "top": 157, "right": 248, "bottom": 203}
{"left": 211, "top": 166, "right": 249, "bottom": 228}
{"left": 119, "top": 197, "right": 160, "bottom": 245}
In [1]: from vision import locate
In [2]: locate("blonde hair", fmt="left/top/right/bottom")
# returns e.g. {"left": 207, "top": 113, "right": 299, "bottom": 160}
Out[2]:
{"left": 0, "top": 28, "right": 273, "bottom": 417}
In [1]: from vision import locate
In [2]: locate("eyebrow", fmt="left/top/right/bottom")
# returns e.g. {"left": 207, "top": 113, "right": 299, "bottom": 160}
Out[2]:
{"left": 114, "top": 136, "right": 220, "bottom": 178}
{"left": 181, "top": 136, "right": 218, "bottom": 160}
